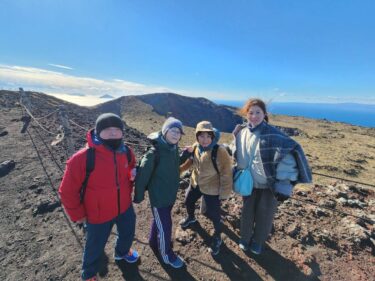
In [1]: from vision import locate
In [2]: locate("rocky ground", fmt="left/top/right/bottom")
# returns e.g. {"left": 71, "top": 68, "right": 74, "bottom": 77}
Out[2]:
{"left": 0, "top": 90, "right": 374, "bottom": 281}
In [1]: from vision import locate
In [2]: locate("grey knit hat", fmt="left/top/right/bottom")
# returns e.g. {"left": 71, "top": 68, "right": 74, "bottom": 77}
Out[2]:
{"left": 161, "top": 117, "right": 184, "bottom": 136}
{"left": 95, "top": 113, "right": 124, "bottom": 136}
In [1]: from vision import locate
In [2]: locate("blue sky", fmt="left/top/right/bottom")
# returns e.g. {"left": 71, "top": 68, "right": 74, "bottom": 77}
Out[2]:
{"left": 0, "top": 0, "right": 374, "bottom": 105}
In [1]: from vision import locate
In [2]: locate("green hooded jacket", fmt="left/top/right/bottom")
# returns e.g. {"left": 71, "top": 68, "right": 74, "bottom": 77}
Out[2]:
{"left": 134, "top": 132, "right": 189, "bottom": 208}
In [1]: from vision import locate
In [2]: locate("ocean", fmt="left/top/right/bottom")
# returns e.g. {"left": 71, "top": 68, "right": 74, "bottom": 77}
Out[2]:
{"left": 213, "top": 100, "right": 375, "bottom": 128}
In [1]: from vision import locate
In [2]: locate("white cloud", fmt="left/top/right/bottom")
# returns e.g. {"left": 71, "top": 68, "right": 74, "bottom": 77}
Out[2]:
{"left": 47, "top": 92, "right": 112, "bottom": 106}
{"left": 48, "top": 63, "right": 74, "bottom": 70}
{"left": 0, "top": 64, "right": 174, "bottom": 105}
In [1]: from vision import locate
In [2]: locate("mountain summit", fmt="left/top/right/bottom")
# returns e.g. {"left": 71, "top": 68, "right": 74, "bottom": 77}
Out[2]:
{"left": 95, "top": 92, "right": 243, "bottom": 132}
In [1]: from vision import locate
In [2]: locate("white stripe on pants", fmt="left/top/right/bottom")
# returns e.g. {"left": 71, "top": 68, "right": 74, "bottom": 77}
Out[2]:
{"left": 153, "top": 206, "right": 169, "bottom": 263}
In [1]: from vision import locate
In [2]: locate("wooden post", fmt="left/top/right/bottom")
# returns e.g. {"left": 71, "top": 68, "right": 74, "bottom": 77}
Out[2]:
{"left": 58, "top": 105, "right": 75, "bottom": 157}
{"left": 19, "top": 88, "right": 32, "bottom": 133}
{"left": 19, "top": 88, "right": 33, "bottom": 110}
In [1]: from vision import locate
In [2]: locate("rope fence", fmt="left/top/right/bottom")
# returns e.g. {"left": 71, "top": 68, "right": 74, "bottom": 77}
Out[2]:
{"left": 33, "top": 108, "right": 59, "bottom": 121}
{"left": 18, "top": 100, "right": 84, "bottom": 249}
{"left": 19, "top": 103, "right": 59, "bottom": 135}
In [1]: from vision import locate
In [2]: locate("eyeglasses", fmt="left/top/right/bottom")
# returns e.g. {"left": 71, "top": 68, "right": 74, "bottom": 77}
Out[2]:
{"left": 168, "top": 128, "right": 182, "bottom": 135}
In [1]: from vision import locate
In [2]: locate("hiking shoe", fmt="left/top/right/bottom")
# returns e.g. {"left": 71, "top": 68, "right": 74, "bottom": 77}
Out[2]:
{"left": 239, "top": 240, "right": 249, "bottom": 252}
{"left": 179, "top": 216, "right": 197, "bottom": 228}
{"left": 114, "top": 249, "right": 140, "bottom": 263}
{"left": 250, "top": 241, "right": 263, "bottom": 255}
{"left": 210, "top": 236, "right": 223, "bottom": 256}
{"left": 165, "top": 255, "right": 185, "bottom": 269}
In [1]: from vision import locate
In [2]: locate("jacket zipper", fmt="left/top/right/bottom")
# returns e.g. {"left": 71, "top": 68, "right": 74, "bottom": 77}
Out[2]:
{"left": 113, "top": 151, "right": 120, "bottom": 216}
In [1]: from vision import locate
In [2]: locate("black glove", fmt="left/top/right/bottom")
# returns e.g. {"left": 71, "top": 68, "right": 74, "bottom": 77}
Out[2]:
{"left": 133, "top": 194, "right": 144, "bottom": 204}
{"left": 274, "top": 180, "right": 293, "bottom": 202}
{"left": 275, "top": 192, "right": 290, "bottom": 202}
{"left": 133, "top": 198, "right": 143, "bottom": 204}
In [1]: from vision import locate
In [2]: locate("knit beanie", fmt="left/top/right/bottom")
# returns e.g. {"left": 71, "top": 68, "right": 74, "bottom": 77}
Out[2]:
{"left": 161, "top": 117, "right": 184, "bottom": 136}
{"left": 95, "top": 113, "right": 124, "bottom": 136}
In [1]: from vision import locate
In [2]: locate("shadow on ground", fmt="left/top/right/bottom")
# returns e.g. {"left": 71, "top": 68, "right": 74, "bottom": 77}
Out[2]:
{"left": 116, "top": 258, "right": 145, "bottom": 281}
{"left": 222, "top": 224, "right": 321, "bottom": 281}
{"left": 190, "top": 222, "right": 263, "bottom": 281}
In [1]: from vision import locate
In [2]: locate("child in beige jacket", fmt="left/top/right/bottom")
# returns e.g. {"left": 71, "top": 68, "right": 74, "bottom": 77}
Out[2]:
{"left": 180, "top": 121, "right": 233, "bottom": 255}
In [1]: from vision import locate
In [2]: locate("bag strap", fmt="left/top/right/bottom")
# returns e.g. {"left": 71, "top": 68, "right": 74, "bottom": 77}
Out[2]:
{"left": 140, "top": 144, "right": 159, "bottom": 191}
{"left": 80, "top": 147, "right": 95, "bottom": 203}
{"left": 192, "top": 144, "right": 220, "bottom": 175}
{"left": 211, "top": 144, "right": 220, "bottom": 175}
{"left": 79, "top": 143, "right": 131, "bottom": 203}
{"left": 150, "top": 144, "right": 160, "bottom": 167}
{"left": 124, "top": 144, "right": 132, "bottom": 165}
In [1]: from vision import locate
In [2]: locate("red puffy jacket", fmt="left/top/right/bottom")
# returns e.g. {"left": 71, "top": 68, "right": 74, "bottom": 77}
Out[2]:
{"left": 58, "top": 130, "right": 135, "bottom": 224}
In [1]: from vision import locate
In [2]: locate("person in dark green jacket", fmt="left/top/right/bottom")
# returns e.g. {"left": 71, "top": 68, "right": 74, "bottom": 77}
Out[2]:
{"left": 134, "top": 117, "right": 189, "bottom": 269}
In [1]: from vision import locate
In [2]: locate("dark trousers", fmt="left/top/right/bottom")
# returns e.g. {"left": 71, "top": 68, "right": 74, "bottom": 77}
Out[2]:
{"left": 82, "top": 205, "right": 136, "bottom": 280}
{"left": 149, "top": 205, "right": 177, "bottom": 263}
{"left": 240, "top": 188, "right": 277, "bottom": 245}
{"left": 185, "top": 185, "right": 222, "bottom": 236}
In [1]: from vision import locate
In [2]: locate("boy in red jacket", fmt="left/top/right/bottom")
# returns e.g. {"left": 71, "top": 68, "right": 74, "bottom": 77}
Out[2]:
{"left": 59, "top": 113, "right": 139, "bottom": 281}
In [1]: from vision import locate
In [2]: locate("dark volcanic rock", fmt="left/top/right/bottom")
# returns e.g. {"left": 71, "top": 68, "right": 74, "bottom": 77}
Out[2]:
{"left": 343, "top": 168, "right": 360, "bottom": 177}
{"left": 0, "top": 130, "right": 8, "bottom": 137}
{"left": 0, "top": 160, "right": 15, "bottom": 177}
{"left": 275, "top": 125, "right": 304, "bottom": 136}
{"left": 314, "top": 208, "right": 330, "bottom": 217}
{"left": 33, "top": 201, "right": 61, "bottom": 216}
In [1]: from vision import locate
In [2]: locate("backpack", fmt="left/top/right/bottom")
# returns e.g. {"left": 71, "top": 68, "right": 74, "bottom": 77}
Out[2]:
{"left": 79, "top": 145, "right": 132, "bottom": 203}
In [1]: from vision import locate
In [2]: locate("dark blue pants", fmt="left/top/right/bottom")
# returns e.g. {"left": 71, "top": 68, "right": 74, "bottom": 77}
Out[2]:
{"left": 185, "top": 185, "right": 222, "bottom": 236}
{"left": 82, "top": 205, "right": 136, "bottom": 280}
{"left": 149, "top": 205, "right": 178, "bottom": 263}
